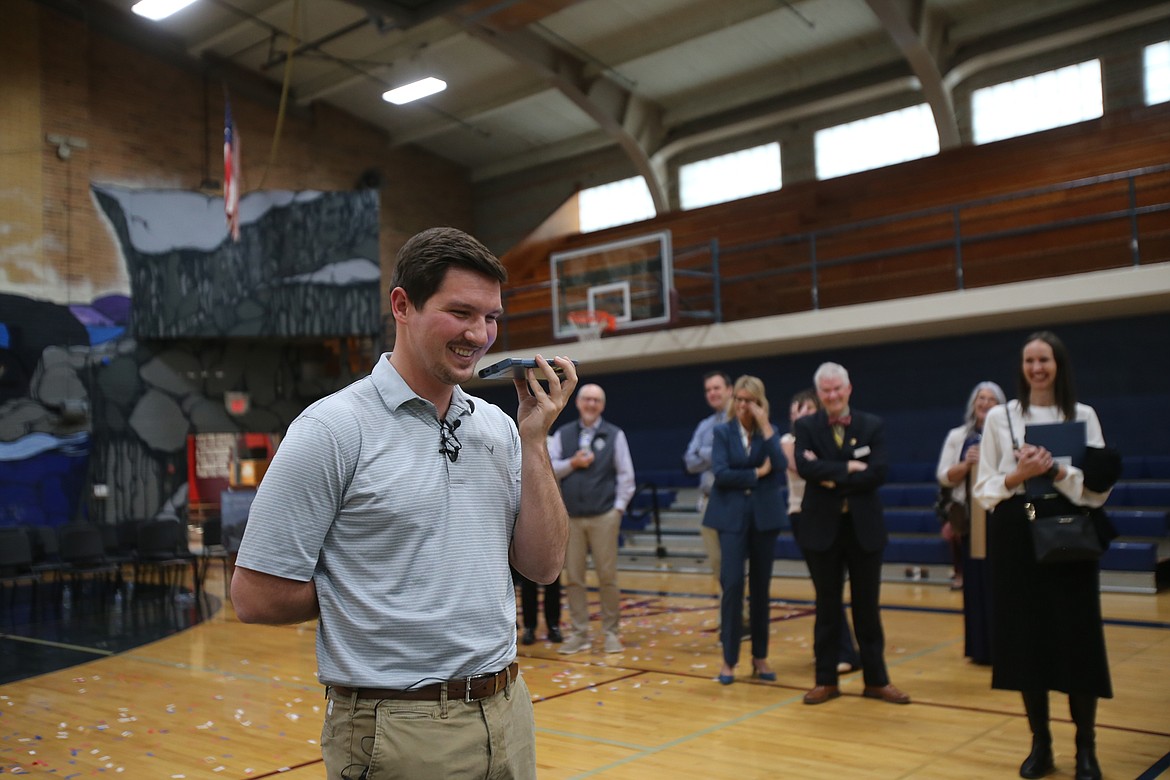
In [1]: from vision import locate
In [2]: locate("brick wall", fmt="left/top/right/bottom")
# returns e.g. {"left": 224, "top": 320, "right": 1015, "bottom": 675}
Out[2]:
{"left": 0, "top": 1, "right": 44, "bottom": 297}
{"left": 23, "top": 0, "right": 472, "bottom": 308}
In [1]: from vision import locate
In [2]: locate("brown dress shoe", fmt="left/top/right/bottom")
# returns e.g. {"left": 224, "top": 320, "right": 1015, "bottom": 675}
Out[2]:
{"left": 802, "top": 685, "right": 841, "bottom": 705}
{"left": 862, "top": 684, "right": 911, "bottom": 704}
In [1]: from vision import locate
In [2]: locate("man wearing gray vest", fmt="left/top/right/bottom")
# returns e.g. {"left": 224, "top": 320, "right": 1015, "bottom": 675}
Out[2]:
{"left": 551, "top": 383, "right": 636, "bottom": 655}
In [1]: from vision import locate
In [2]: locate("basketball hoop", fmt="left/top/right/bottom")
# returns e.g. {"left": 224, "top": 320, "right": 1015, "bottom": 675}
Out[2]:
{"left": 566, "top": 310, "right": 616, "bottom": 341}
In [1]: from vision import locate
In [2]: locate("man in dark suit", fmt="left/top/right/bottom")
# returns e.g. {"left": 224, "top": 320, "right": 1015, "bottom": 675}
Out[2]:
{"left": 793, "top": 362, "right": 910, "bottom": 705}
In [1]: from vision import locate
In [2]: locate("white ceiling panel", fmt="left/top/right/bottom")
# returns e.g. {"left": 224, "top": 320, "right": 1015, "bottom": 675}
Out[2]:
{"left": 72, "top": 0, "right": 1169, "bottom": 181}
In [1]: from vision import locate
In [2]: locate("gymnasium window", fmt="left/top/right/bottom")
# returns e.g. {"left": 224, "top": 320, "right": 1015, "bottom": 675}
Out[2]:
{"left": 578, "top": 176, "right": 656, "bottom": 233}
{"left": 1146, "top": 41, "right": 1170, "bottom": 105}
{"left": 972, "top": 60, "right": 1102, "bottom": 145}
{"left": 679, "top": 143, "right": 781, "bottom": 210}
{"left": 814, "top": 104, "right": 939, "bottom": 180}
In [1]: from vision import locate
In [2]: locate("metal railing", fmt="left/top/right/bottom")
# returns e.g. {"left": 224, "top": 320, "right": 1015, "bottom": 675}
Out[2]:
{"left": 498, "top": 163, "right": 1170, "bottom": 349}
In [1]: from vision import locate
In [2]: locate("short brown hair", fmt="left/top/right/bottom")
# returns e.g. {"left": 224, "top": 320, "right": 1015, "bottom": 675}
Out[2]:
{"left": 790, "top": 388, "right": 819, "bottom": 410}
{"left": 391, "top": 227, "right": 507, "bottom": 309}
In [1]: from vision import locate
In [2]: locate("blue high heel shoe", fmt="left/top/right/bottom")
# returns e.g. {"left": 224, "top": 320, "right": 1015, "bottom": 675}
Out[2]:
{"left": 718, "top": 669, "right": 735, "bottom": 685}
{"left": 751, "top": 662, "right": 777, "bottom": 682}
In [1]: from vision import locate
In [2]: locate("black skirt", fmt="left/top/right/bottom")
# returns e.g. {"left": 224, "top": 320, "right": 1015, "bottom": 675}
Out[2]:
{"left": 962, "top": 537, "right": 992, "bottom": 665}
{"left": 988, "top": 494, "right": 1112, "bottom": 697}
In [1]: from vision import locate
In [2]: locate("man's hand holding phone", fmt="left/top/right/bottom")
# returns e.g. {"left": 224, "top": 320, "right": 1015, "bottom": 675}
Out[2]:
{"left": 514, "top": 355, "right": 578, "bottom": 443}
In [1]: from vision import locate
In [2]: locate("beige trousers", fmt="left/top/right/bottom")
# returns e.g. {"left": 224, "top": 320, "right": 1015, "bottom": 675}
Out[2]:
{"left": 564, "top": 508, "right": 622, "bottom": 638}
{"left": 321, "top": 674, "right": 536, "bottom": 780}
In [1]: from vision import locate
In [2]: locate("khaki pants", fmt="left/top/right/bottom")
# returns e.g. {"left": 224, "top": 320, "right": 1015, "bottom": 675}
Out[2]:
{"left": 564, "top": 508, "right": 622, "bottom": 638}
{"left": 321, "top": 674, "right": 536, "bottom": 780}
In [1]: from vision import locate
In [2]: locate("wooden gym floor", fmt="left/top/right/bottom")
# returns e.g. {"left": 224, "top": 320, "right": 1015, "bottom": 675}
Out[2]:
{"left": 1, "top": 566, "right": 1168, "bottom": 778}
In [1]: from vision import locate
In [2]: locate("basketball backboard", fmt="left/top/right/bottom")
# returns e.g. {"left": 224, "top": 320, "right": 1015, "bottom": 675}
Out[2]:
{"left": 550, "top": 230, "right": 673, "bottom": 340}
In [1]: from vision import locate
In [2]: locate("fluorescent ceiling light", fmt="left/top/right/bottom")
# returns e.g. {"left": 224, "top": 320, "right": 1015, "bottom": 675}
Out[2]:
{"left": 131, "top": 0, "right": 198, "bottom": 21}
{"left": 382, "top": 77, "right": 447, "bottom": 105}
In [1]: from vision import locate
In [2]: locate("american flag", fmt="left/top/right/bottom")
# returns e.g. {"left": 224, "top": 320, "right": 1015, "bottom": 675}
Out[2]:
{"left": 224, "top": 96, "right": 241, "bottom": 242}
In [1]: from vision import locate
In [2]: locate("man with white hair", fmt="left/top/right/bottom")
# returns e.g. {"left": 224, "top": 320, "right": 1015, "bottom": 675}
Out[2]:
{"left": 793, "top": 362, "right": 909, "bottom": 706}
{"left": 552, "top": 383, "right": 636, "bottom": 655}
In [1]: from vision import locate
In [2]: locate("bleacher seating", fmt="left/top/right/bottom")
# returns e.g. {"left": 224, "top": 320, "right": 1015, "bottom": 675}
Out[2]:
{"left": 1107, "top": 510, "right": 1169, "bottom": 538}
{"left": 885, "top": 462, "right": 938, "bottom": 483}
{"left": 1122, "top": 456, "right": 1170, "bottom": 479}
{"left": 621, "top": 487, "right": 679, "bottom": 536}
{"left": 619, "top": 459, "right": 1168, "bottom": 590}
{"left": 863, "top": 464, "right": 1168, "bottom": 579}
{"left": 631, "top": 469, "right": 700, "bottom": 489}
{"left": 628, "top": 489, "right": 677, "bottom": 511}
{"left": 1111, "top": 483, "right": 1170, "bottom": 507}
{"left": 883, "top": 509, "right": 940, "bottom": 535}
{"left": 879, "top": 483, "right": 940, "bottom": 509}
{"left": 1100, "top": 542, "right": 1160, "bottom": 574}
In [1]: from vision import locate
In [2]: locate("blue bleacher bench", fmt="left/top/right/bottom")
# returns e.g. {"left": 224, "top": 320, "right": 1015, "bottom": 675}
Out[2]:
{"left": 1104, "top": 509, "right": 1169, "bottom": 538}
{"left": 1099, "top": 541, "right": 1159, "bottom": 572}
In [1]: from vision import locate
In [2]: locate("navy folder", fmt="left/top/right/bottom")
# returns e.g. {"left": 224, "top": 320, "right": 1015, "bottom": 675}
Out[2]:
{"left": 1025, "top": 421, "right": 1086, "bottom": 495}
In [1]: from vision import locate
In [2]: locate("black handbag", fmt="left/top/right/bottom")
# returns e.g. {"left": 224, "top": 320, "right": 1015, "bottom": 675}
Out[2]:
{"left": 946, "top": 501, "right": 970, "bottom": 536}
{"left": 933, "top": 486, "right": 953, "bottom": 522}
{"left": 1024, "top": 493, "right": 1103, "bottom": 564}
{"left": 1006, "top": 410, "right": 1108, "bottom": 564}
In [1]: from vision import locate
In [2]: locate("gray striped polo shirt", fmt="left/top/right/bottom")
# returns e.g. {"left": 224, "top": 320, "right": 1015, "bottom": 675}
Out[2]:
{"left": 236, "top": 354, "right": 522, "bottom": 688}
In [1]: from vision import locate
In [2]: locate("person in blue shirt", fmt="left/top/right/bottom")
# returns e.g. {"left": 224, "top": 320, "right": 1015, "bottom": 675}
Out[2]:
{"left": 683, "top": 370, "right": 732, "bottom": 588}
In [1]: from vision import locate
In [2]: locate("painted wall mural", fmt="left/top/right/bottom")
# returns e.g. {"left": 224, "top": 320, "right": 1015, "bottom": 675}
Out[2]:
{"left": 0, "top": 188, "right": 380, "bottom": 531}
{"left": 92, "top": 186, "right": 382, "bottom": 338}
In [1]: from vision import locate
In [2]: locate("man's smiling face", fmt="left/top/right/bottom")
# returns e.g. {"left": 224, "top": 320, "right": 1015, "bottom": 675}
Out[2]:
{"left": 400, "top": 266, "right": 502, "bottom": 389}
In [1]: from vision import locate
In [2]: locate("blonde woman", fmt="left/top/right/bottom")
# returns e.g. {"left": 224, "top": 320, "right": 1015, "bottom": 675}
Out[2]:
{"left": 702, "top": 376, "right": 787, "bottom": 684}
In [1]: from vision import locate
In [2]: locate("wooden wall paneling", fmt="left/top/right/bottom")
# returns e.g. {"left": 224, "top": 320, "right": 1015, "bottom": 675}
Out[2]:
{"left": 494, "top": 105, "right": 1170, "bottom": 352}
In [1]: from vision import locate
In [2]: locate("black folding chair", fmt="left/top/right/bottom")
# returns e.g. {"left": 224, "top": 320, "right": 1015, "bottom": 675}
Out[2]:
{"left": 198, "top": 516, "right": 232, "bottom": 597}
{"left": 23, "top": 525, "right": 64, "bottom": 575}
{"left": 100, "top": 521, "right": 140, "bottom": 587}
{"left": 134, "top": 519, "right": 196, "bottom": 596}
{"left": 57, "top": 523, "right": 120, "bottom": 602}
{"left": 0, "top": 527, "right": 42, "bottom": 615}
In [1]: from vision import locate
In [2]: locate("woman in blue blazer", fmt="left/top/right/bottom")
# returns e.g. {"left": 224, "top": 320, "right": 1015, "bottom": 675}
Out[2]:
{"left": 702, "top": 375, "right": 788, "bottom": 684}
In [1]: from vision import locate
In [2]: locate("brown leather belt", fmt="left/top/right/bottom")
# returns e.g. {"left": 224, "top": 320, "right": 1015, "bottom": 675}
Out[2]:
{"left": 329, "top": 662, "right": 518, "bottom": 703}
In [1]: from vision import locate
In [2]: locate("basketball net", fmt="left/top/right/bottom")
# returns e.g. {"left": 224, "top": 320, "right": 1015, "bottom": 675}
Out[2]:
{"left": 566, "top": 310, "right": 615, "bottom": 342}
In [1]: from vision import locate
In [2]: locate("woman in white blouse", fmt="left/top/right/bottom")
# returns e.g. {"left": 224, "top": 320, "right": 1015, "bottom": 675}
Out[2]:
{"left": 935, "top": 381, "right": 1004, "bottom": 665}
{"left": 974, "top": 331, "right": 1112, "bottom": 780}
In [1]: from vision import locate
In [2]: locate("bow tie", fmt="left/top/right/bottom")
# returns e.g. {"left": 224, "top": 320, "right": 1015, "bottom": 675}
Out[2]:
{"left": 829, "top": 415, "right": 851, "bottom": 427}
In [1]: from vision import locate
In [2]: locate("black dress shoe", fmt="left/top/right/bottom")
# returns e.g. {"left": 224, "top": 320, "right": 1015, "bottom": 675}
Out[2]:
{"left": 520, "top": 628, "right": 536, "bottom": 645}
{"left": 1019, "top": 743, "right": 1055, "bottom": 778}
{"left": 1074, "top": 750, "right": 1101, "bottom": 780}
{"left": 547, "top": 626, "right": 564, "bottom": 643}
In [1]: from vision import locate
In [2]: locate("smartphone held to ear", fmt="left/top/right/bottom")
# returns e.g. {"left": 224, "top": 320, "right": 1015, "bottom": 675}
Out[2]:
{"left": 477, "top": 357, "right": 577, "bottom": 380}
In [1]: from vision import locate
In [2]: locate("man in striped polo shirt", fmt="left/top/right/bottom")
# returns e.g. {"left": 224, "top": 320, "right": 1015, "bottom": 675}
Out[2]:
{"left": 232, "top": 227, "right": 578, "bottom": 779}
